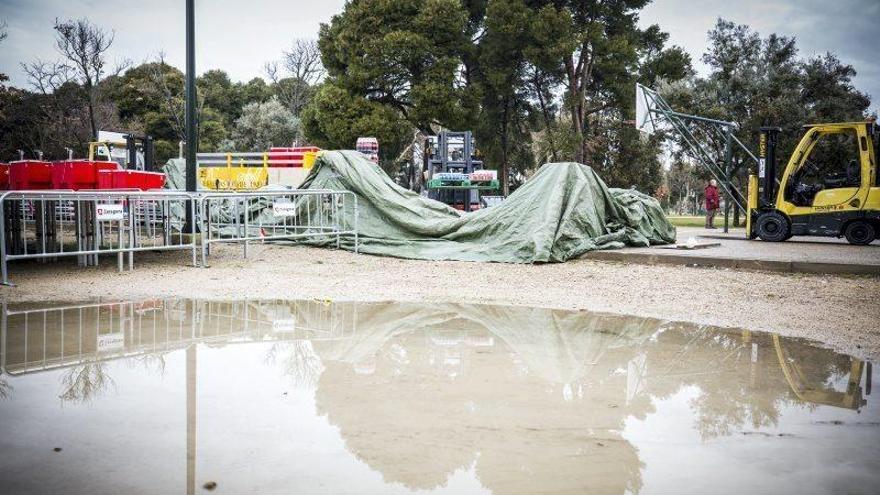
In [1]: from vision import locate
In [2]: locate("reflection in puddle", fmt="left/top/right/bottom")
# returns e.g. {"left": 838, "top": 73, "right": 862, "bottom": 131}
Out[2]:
{"left": 0, "top": 299, "right": 876, "bottom": 494}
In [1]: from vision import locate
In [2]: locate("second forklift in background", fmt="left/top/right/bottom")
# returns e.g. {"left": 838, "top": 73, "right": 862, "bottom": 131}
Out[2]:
{"left": 423, "top": 130, "right": 500, "bottom": 211}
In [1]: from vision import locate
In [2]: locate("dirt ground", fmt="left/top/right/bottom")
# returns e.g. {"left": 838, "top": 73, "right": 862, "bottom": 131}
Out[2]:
{"left": 2, "top": 243, "right": 878, "bottom": 360}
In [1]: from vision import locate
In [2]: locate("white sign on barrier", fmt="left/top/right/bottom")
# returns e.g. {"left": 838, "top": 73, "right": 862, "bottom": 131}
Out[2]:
{"left": 96, "top": 204, "right": 125, "bottom": 221}
{"left": 97, "top": 332, "right": 125, "bottom": 353}
{"left": 272, "top": 200, "right": 297, "bottom": 218}
{"left": 272, "top": 318, "right": 297, "bottom": 333}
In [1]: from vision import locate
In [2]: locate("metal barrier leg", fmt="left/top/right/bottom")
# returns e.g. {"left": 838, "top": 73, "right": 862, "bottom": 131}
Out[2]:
{"left": 0, "top": 199, "right": 11, "bottom": 286}
{"left": 190, "top": 199, "right": 198, "bottom": 268}
{"left": 353, "top": 198, "right": 359, "bottom": 255}
{"left": 117, "top": 216, "right": 124, "bottom": 273}
{"left": 243, "top": 198, "right": 249, "bottom": 259}
{"left": 75, "top": 201, "right": 84, "bottom": 267}
{"left": 335, "top": 197, "right": 341, "bottom": 249}
{"left": 201, "top": 199, "right": 210, "bottom": 268}
{"left": 128, "top": 198, "right": 135, "bottom": 271}
{"left": 93, "top": 203, "right": 100, "bottom": 267}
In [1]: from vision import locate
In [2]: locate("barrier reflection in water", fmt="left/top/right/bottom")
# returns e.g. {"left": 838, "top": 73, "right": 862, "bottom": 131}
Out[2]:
{"left": 0, "top": 299, "right": 874, "bottom": 495}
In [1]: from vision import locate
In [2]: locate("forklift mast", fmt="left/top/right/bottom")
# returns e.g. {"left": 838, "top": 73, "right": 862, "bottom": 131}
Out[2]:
{"left": 126, "top": 134, "right": 155, "bottom": 171}
{"left": 425, "top": 131, "right": 483, "bottom": 176}
{"left": 758, "top": 127, "right": 781, "bottom": 208}
{"left": 91, "top": 131, "right": 155, "bottom": 171}
{"left": 423, "top": 130, "right": 486, "bottom": 209}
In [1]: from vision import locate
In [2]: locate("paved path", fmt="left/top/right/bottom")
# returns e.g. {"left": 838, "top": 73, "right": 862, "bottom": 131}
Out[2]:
{"left": 584, "top": 227, "right": 880, "bottom": 275}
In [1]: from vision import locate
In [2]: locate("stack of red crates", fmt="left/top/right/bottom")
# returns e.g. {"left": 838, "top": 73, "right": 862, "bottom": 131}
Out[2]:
{"left": 9, "top": 160, "right": 53, "bottom": 190}
{"left": 51, "top": 160, "right": 119, "bottom": 190}
{"left": 267, "top": 146, "right": 321, "bottom": 167}
{"left": 96, "top": 170, "right": 166, "bottom": 190}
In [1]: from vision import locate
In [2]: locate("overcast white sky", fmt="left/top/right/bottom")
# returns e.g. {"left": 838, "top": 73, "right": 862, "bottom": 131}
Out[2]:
{"left": 0, "top": 0, "right": 877, "bottom": 113}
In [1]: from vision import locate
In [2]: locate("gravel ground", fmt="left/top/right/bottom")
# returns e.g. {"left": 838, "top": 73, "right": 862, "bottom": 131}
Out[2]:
{"left": 2, "top": 243, "right": 878, "bottom": 359}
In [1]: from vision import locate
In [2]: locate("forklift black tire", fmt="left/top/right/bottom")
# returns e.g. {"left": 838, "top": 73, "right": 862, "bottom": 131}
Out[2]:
{"left": 844, "top": 221, "right": 876, "bottom": 245}
{"left": 756, "top": 212, "right": 790, "bottom": 242}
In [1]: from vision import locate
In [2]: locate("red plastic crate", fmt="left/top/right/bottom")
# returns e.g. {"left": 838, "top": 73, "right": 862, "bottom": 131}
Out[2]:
{"left": 0, "top": 163, "right": 9, "bottom": 190}
{"left": 96, "top": 170, "right": 166, "bottom": 190}
{"left": 9, "top": 160, "right": 53, "bottom": 190}
{"left": 51, "top": 160, "right": 119, "bottom": 190}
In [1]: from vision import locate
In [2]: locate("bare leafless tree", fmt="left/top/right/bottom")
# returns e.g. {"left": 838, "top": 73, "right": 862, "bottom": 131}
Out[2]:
{"left": 146, "top": 52, "right": 186, "bottom": 141}
{"left": 53, "top": 18, "right": 128, "bottom": 139}
{"left": 264, "top": 38, "right": 324, "bottom": 117}
{"left": 20, "top": 59, "right": 79, "bottom": 151}
{"left": 0, "top": 21, "right": 8, "bottom": 83}
{"left": 21, "top": 59, "right": 73, "bottom": 95}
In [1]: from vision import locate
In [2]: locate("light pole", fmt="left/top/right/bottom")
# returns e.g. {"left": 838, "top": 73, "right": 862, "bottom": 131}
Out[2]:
{"left": 184, "top": 0, "right": 198, "bottom": 231}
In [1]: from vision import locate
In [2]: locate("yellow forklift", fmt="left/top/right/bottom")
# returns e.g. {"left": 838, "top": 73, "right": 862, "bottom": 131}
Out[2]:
{"left": 747, "top": 121, "right": 880, "bottom": 244}
{"left": 88, "top": 131, "right": 155, "bottom": 170}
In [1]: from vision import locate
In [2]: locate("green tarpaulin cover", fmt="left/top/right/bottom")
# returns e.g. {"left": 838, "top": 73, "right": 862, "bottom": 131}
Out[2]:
{"left": 164, "top": 151, "right": 675, "bottom": 263}
{"left": 297, "top": 150, "right": 675, "bottom": 263}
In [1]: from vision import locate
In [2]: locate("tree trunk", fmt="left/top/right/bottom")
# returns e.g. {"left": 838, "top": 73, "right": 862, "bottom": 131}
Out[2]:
{"left": 565, "top": 48, "right": 593, "bottom": 166}
{"left": 86, "top": 83, "right": 98, "bottom": 139}
{"left": 500, "top": 99, "right": 510, "bottom": 196}
{"left": 534, "top": 78, "right": 558, "bottom": 162}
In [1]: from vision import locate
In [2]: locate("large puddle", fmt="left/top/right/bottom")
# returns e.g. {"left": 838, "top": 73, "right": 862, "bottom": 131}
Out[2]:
{"left": 0, "top": 299, "right": 876, "bottom": 494}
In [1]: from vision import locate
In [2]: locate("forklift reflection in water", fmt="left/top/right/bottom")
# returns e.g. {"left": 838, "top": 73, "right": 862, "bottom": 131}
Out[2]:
{"left": 748, "top": 121, "right": 880, "bottom": 245}
{"left": 772, "top": 334, "right": 870, "bottom": 410}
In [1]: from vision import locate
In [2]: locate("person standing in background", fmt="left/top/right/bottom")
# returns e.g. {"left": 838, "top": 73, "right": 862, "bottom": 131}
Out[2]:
{"left": 704, "top": 179, "right": 720, "bottom": 229}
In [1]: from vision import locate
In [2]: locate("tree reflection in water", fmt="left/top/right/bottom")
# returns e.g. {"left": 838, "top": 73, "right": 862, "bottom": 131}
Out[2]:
{"left": 0, "top": 374, "right": 12, "bottom": 400}
{"left": 305, "top": 303, "right": 866, "bottom": 494}
{"left": 265, "top": 340, "right": 325, "bottom": 390}
{"left": 58, "top": 363, "right": 116, "bottom": 404}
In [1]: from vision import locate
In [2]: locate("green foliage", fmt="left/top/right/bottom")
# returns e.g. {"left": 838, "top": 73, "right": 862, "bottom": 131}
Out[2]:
{"left": 197, "top": 107, "right": 228, "bottom": 152}
{"left": 317, "top": 0, "right": 477, "bottom": 136}
{"left": 301, "top": 83, "right": 410, "bottom": 160}
{"left": 306, "top": 0, "right": 690, "bottom": 193}
{"left": 199, "top": 71, "right": 273, "bottom": 127}
{"left": 102, "top": 62, "right": 185, "bottom": 143}
{"left": 224, "top": 97, "right": 299, "bottom": 151}
{"left": 153, "top": 139, "right": 178, "bottom": 160}
{"left": 589, "top": 122, "right": 664, "bottom": 193}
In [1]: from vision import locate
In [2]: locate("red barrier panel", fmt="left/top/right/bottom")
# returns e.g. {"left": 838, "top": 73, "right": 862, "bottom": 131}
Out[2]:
{"left": 96, "top": 170, "right": 166, "bottom": 190}
{"left": 9, "top": 161, "right": 53, "bottom": 190}
{"left": 51, "top": 160, "right": 119, "bottom": 190}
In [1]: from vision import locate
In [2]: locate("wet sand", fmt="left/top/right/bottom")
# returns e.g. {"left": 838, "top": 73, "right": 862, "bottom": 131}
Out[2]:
{"left": 1, "top": 243, "right": 878, "bottom": 359}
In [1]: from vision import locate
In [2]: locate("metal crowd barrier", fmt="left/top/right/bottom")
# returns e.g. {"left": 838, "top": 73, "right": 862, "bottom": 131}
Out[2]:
{"left": 0, "top": 190, "right": 198, "bottom": 285}
{"left": 0, "top": 189, "right": 360, "bottom": 283}
{"left": 199, "top": 190, "right": 358, "bottom": 266}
